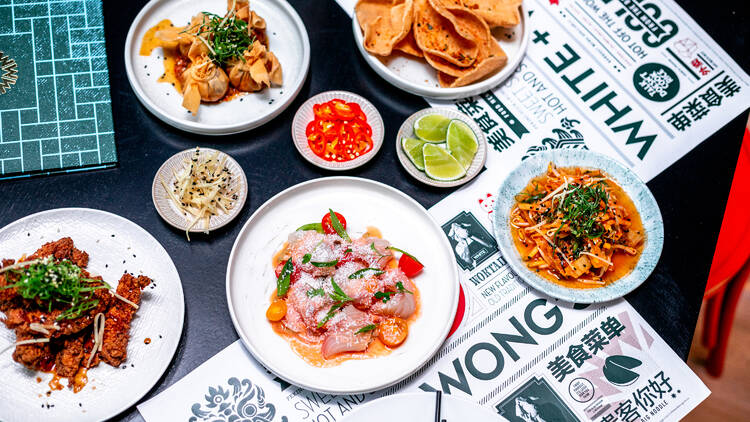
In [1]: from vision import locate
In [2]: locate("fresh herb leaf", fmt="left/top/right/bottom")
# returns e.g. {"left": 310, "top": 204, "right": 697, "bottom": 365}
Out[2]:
{"left": 374, "top": 291, "right": 396, "bottom": 303}
{"left": 344, "top": 248, "right": 352, "bottom": 254}
{"left": 302, "top": 253, "right": 312, "bottom": 264}
{"left": 396, "top": 281, "right": 413, "bottom": 294}
{"left": 318, "top": 303, "right": 344, "bottom": 327}
{"left": 310, "top": 260, "right": 338, "bottom": 268}
{"left": 552, "top": 182, "right": 610, "bottom": 252}
{"left": 328, "top": 209, "right": 350, "bottom": 241}
{"left": 355, "top": 324, "right": 377, "bottom": 334}
{"left": 276, "top": 258, "right": 293, "bottom": 297}
{"left": 306, "top": 288, "right": 325, "bottom": 298}
{"left": 370, "top": 242, "right": 387, "bottom": 257}
{"left": 386, "top": 247, "right": 422, "bottom": 264}
{"left": 329, "top": 278, "right": 354, "bottom": 303}
{"left": 348, "top": 268, "right": 385, "bottom": 279}
{"left": 296, "top": 223, "right": 323, "bottom": 233}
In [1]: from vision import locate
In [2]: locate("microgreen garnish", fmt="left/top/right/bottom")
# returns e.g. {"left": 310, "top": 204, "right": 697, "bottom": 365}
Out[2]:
{"left": 0, "top": 256, "right": 110, "bottom": 321}
{"left": 306, "top": 288, "right": 325, "bottom": 298}
{"left": 374, "top": 291, "right": 396, "bottom": 303}
{"left": 310, "top": 260, "right": 338, "bottom": 268}
{"left": 296, "top": 223, "right": 323, "bottom": 233}
{"left": 348, "top": 268, "right": 385, "bottom": 279}
{"left": 276, "top": 258, "right": 293, "bottom": 297}
{"left": 302, "top": 253, "right": 312, "bottom": 264}
{"left": 328, "top": 209, "right": 350, "bottom": 241}
{"left": 318, "top": 303, "right": 344, "bottom": 327}
{"left": 356, "top": 324, "right": 377, "bottom": 334}
{"left": 396, "top": 281, "right": 413, "bottom": 294}
{"left": 182, "top": 10, "right": 255, "bottom": 65}
{"left": 386, "top": 247, "right": 421, "bottom": 264}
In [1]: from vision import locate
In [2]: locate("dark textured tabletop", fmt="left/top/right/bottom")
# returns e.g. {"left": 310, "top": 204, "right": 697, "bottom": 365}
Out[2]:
{"left": 0, "top": 0, "right": 747, "bottom": 420}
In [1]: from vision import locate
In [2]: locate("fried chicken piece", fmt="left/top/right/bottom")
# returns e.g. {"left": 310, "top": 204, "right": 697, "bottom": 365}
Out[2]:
{"left": 54, "top": 336, "right": 85, "bottom": 377}
{"left": 99, "top": 273, "right": 151, "bottom": 367}
{"left": 12, "top": 332, "right": 53, "bottom": 371}
{"left": 27, "top": 237, "right": 89, "bottom": 267}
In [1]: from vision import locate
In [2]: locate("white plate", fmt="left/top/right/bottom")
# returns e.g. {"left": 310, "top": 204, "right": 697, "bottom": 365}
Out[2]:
{"left": 226, "top": 177, "right": 459, "bottom": 394}
{"left": 0, "top": 208, "right": 184, "bottom": 422}
{"left": 352, "top": 2, "right": 529, "bottom": 99}
{"left": 342, "top": 392, "right": 504, "bottom": 422}
{"left": 395, "top": 107, "right": 487, "bottom": 187}
{"left": 125, "top": 0, "right": 310, "bottom": 135}
{"left": 291, "top": 91, "right": 385, "bottom": 171}
{"left": 151, "top": 148, "right": 248, "bottom": 234}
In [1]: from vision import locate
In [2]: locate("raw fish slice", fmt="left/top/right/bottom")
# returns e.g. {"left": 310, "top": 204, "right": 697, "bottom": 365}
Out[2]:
{"left": 321, "top": 305, "right": 375, "bottom": 358}
{"left": 288, "top": 231, "right": 346, "bottom": 277}
{"left": 351, "top": 237, "right": 393, "bottom": 269}
{"left": 286, "top": 276, "right": 334, "bottom": 329}
{"left": 370, "top": 278, "right": 417, "bottom": 319}
{"left": 334, "top": 262, "right": 381, "bottom": 309}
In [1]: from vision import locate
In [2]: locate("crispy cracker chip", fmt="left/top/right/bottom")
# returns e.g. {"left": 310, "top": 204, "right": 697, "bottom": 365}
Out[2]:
{"left": 460, "top": 0, "right": 522, "bottom": 28}
{"left": 425, "top": 0, "right": 507, "bottom": 87}
{"left": 394, "top": 29, "right": 423, "bottom": 57}
{"left": 413, "top": 0, "right": 478, "bottom": 68}
{"left": 356, "top": 0, "right": 414, "bottom": 56}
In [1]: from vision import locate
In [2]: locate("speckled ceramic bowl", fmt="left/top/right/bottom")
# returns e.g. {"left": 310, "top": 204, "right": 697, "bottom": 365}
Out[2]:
{"left": 493, "top": 149, "right": 664, "bottom": 303}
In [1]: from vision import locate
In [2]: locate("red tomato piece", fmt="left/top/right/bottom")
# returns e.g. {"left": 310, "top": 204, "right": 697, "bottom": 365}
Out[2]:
{"left": 321, "top": 212, "right": 346, "bottom": 235}
{"left": 398, "top": 254, "right": 423, "bottom": 277}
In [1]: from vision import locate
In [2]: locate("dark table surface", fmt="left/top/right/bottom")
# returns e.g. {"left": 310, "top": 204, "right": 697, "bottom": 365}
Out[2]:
{"left": 0, "top": 0, "right": 747, "bottom": 420}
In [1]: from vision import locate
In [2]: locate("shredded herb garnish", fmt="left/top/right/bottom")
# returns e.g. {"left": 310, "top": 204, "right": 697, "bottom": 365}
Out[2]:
{"left": 0, "top": 256, "right": 110, "bottom": 321}
{"left": 396, "top": 281, "right": 413, "bottom": 295}
{"left": 182, "top": 10, "right": 255, "bottom": 65}
{"left": 355, "top": 324, "right": 377, "bottom": 334}
{"left": 553, "top": 182, "right": 609, "bottom": 250}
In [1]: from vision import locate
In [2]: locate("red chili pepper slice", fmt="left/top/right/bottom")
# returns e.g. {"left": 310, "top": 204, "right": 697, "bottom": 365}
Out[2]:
{"left": 305, "top": 99, "right": 374, "bottom": 162}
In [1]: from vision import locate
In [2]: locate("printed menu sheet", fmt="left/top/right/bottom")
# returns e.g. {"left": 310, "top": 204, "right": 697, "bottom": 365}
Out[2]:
{"left": 138, "top": 166, "right": 709, "bottom": 422}
{"left": 339, "top": 0, "right": 750, "bottom": 182}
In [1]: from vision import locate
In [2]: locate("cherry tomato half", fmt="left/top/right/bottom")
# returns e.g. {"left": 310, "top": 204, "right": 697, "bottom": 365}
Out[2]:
{"left": 321, "top": 212, "right": 346, "bottom": 235}
{"left": 398, "top": 254, "right": 423, "bottom": 278}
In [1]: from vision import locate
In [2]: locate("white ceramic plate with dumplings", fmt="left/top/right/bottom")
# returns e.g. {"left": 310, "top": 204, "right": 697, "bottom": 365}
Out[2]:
{"left": 125, "top": 0, "right": 310, "bottom": 135}
{"left": 352, "top": 2, "right": 528, "bottom": 99}
{"left": 226, "top": 177, "right": 460, "bottom": 394}
{"left": 0, "top": 208, "right": 184, "bottom": 422}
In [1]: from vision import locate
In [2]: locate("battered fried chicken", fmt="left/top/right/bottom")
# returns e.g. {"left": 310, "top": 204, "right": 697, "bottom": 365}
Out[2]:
{"left": 100, "top": 273, "right": 151, "bottom": 367}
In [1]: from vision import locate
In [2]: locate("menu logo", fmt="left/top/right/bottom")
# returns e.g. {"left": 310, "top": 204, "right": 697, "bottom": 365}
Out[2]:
{"left": 442, "top": 211, "right": 498, "bottom": 271}
{"left": 189, "top": 377, "right": 287, "bottom": 422}
{"left": 0, "top": 51, "right": 18, "bottom": 95}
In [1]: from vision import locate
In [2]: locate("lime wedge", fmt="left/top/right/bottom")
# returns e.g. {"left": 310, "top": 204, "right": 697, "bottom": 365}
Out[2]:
{"left": 413, "top": 114, "right": 450, "bottom": 143}
{"left": 401, "top": 137, "right": 426, "bottom": 171}
{"left": 423, "top": 144, "right": 466, "bottom": 181}
{"left": 446, "top": 119, "right": 478, "bottom": 170}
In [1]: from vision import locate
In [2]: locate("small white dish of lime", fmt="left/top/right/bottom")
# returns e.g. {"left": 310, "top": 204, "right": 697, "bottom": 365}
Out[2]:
{"left": 396, "top": 107, "right": 487, "bottom": 187}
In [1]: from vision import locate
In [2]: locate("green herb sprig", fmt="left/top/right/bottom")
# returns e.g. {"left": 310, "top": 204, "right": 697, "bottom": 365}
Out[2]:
{"left": 553, "top": 182, "right": 609, "bottom": 249}
{"left": 318, "top": 279, "right": 354, "bottom": 327}
{"left": 276, "top": 258, "right": 293, "bottom": 297}
{"left": 355, "top": 324, "right": 377, "bottom": 334}
{"left": 183, "top": 10, "right": 254, "bottom": 65}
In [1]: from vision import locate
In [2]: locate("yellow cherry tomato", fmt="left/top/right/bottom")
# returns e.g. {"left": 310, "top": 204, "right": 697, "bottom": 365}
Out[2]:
{"left": 266, "top": 300, "right": 287, "bottom": 322}
{"left": 378, "top": 317, "right": 408, "bottom": 347}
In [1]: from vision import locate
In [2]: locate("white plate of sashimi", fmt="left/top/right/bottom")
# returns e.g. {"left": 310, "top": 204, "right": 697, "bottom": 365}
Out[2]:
{"left": 226, "top": 177, "right": 460, "bottom": 393}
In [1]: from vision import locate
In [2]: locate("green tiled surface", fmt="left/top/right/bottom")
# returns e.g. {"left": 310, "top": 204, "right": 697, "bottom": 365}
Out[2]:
{"left": 0, "top": 0, "right": 117, "bottom": 180}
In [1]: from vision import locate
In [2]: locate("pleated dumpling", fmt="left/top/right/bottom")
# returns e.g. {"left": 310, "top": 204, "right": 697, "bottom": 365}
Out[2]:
{"left": 182, "top": 55, "right": 230, "bottom": 115}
